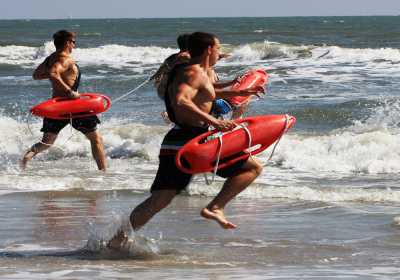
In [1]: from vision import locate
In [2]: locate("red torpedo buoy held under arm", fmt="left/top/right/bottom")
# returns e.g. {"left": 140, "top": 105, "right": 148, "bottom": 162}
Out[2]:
{"left": 30, "top": 93, "right": 111, "bottom": 119}
{"left": 176, "top": 114, "right": 296, "bottom": 174}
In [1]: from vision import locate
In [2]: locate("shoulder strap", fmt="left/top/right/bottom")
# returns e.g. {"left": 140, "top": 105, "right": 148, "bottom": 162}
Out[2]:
{"left": 71, "top": 64, "right": 81, "bottom": 91}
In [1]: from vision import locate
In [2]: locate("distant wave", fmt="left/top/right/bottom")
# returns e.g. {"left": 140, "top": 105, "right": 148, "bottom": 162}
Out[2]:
{"left": 1, "top": 41, "right": 400, "bottom": 69}
{"left": 1, "top": 41, "right": 400, "bottom": 90}
{"left": 0, "top": 41, "right": 177, "bottom": 70}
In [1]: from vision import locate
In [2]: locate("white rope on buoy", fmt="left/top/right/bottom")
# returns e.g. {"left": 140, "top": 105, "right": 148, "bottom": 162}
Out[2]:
{"left": 204, "top": 133, "right": 223, "bottom": 186}
{"left": 204, "top": 123, "right": 253, "bottom": 185}
{"left": 265, "top": 114, "right": 290, "bottom": 164}
{"left": 203, "top": 115, "right": 291, "bottom": 184}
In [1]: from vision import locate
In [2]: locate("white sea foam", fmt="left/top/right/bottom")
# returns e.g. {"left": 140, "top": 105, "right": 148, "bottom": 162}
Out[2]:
{"left": 101, "top": 118, "right": 166, "bottom": 160}
{"left": 218, "top": 42, "right": 400, "bottom": 84}
{"left": 275, "top": 129, "right": 400, "bottom": 174}
{"left": 223, "top": 41, "right": 400, "bottom": 65}
{"left": 1, "top": 97, "right": 400, "bottom": 176}
{"left": 2, "top": 117, "right": 165, "bottom": 161}
{"left": 0, "top": 41, "right": 176, "bottom": 71}
{"left": 2, "top": 41, "right": 400, "bottom": 77}
{"left": 251, "top": 99, "right": 400, "bottom": 175}
{"left": 266, "top": 45, "right": 400, "bottom": 83}
{"left": 74, "top": 45, "right": 175, "bottom": 69}
{"left": 222, "top": 41, "right": 304, "bottom": 64}
{"left": 351, "top": 99, "right": 400, "bottom": 133}
{"left": 319, "top": 46, "right": 400, "bottom": 64}
{"left": 1, "top": 41, "right": 400, "bottom": 92}
{"left": 0, "top": 45, "right": 39, "bottom": 66}
{"left": 1, "top": 94, "right": 400, "bottom": 195}
{"left": 0, "top": 115, "right": 27, "bottom": 160}
{"left": 188, "top": 182, "right": 400, "bottom": 203}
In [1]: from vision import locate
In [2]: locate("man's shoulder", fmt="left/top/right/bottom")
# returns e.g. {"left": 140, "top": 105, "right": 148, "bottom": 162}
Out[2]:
{"left": 53, "top": 53, "right": 74, "bottom": 66}
{"left": 182, "top": 64, "right": 203, "bottom": 75}
{"left": 178, "top": 64, "right": 201, "bottom": 81}
{"left": 180, "top": 65, "right": 209, "bottom": 88}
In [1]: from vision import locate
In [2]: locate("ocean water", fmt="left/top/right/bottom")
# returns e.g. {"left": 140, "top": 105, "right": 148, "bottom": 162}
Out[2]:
{"left": 0, "top": 17, "right": 400, "bottom": 279}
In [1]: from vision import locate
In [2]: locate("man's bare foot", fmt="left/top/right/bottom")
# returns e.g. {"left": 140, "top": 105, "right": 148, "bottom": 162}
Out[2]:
{"left": 200, "top": 207, "right": 237, "bottom": 229}
{"left": 20, "top": 151, "right": 35, "bottom": 170}
{"left": 106, "top": 229, "right": 129, "bottom": 250}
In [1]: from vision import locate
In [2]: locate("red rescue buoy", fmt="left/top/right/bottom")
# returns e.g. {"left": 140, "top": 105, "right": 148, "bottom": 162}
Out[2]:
{"left": 176, "top": 114, "right": 296, "bottom": 174}
{"left": 30, "top": 93, "right": 111, "bottom": 119}
{"left": 227, "top": 69, "right": 268, "bottom": 106}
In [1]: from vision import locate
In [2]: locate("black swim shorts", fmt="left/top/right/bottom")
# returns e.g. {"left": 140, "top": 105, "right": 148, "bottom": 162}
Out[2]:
{"left": 150, "top": 126, "right": 248, "bottom": 193}
{"left": 40, "top": 115, "right": 100, "bottom": 134}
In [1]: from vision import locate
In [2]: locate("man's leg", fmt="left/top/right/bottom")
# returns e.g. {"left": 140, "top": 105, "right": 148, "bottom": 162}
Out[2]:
{"left": 21, "top": 132, "right": 58, "bottom": 170}
{"left": 85, "top": 131, "right": 106, "bottom": 171}
{"left": 201, "top": 157, "right": 263, "bottom": 229}
{"left": 130, "top": 190, "right": 177, "bottom": 230}
{"left": 107, "top": 190, "right": 176, "bottom": 250}
{"left": 128, "top": 152, "right": 191, "bottom": 230}
{"left": 107, "top": 128, "right": 193, "bottom": 250}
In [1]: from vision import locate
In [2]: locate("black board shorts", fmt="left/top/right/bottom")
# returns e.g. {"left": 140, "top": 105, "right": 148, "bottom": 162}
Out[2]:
{"left": 40, "top": 115, "right": 100, "bottom": 134}
{"left": 151, "top": 126, "right": 248, "bottom": 194}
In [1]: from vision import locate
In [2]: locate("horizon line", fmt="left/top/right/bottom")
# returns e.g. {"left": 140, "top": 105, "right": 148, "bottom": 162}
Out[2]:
{"left": 1, "top": 14, "right": 399, "bottom": 21}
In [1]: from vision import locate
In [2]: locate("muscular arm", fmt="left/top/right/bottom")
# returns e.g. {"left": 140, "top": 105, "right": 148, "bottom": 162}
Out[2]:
{"left": 173, "top": 69, "right": 235, "bottom": 130}
{"left": 175, "top": 83, "right": 221, "bottom": 127}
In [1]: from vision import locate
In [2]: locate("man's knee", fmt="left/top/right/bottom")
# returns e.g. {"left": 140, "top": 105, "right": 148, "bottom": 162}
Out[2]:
{"left": 129, "top": 190, "right": 176, "bottom": 229}
{"left": 246, "top": 158, "right": 263, "bottom": 177}
{"left": 86, "top": 132, "right": 103, "bottom": 145}
{"left": 253, "top": 161, "right": 263, "bottom": 177}
{"left": 31, "top": 134, "right": 57, "bottom": 153}
{"left": 149, "top": 190, "right": 176, "bottom": 211}
{"left": 41, "top": 133, "right": 57, "bottom": 145}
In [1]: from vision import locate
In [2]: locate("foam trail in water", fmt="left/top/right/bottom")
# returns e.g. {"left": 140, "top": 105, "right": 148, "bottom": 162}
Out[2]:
{"left": 188, "top": 182, "right": 400, "bottom": 203}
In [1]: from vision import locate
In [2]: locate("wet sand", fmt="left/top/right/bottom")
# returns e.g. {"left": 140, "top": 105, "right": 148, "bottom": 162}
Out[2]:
{"left": 0, "top": 190, "right": 399, "bottom": 279}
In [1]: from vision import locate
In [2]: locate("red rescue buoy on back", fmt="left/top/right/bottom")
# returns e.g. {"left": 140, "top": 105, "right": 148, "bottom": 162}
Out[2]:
{"left": 227, "top": 69, "right": 268, "bottom": 106}
{"left": 30, "top": 93, "right": 111, "bottom": 119}
{"left": 176, "top": 114, "right": 296, "bottom": 174}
